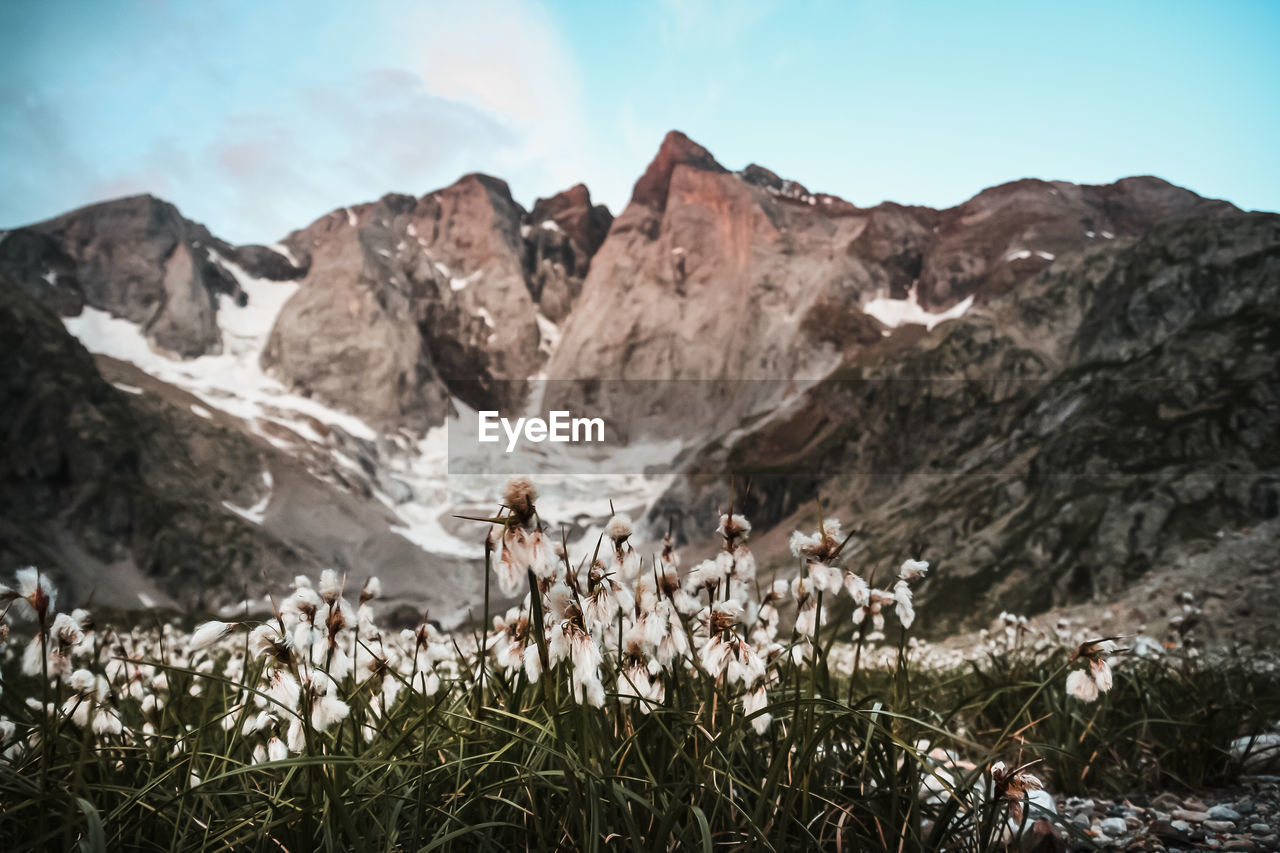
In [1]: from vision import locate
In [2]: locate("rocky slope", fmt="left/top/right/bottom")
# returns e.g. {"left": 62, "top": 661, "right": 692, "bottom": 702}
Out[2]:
{"left": 0, "top": 278, "right": 305, "bottom": 609}
{"left": 1, "top": 130, "right": 1275, "bottom": 634}
{"left": 657, "top": 211, "right": 1280, "bottom": 634}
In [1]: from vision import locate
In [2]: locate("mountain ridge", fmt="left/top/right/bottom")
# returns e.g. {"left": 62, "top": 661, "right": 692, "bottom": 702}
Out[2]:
{"left": 1, "top": 130, "right": 1273, "bottom": 633}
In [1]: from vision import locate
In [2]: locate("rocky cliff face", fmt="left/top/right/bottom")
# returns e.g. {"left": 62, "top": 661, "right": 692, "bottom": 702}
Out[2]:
{"left": 542, "top": 131, "right": 1232, "bottom": 442}
{"left": 0, "top": 278, "right": 310, "bottom": 609}
{"left": 262, "top": 175, "right": 610, "bottom": 426}
{"left": 526, "top": 183, "right": 613, "bottom": 322}
{"left": 0, "top": 194, "right": 306, "bottom": 358}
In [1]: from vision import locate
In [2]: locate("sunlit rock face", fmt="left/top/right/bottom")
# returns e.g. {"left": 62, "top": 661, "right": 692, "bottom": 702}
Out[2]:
{"left": 543, "top": 131, "right": 1231, "bottom": 445}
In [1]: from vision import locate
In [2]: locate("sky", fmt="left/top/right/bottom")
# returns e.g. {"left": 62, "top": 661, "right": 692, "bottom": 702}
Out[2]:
{"left": 1, "top": 0, "right": 1277, "bottom": 244}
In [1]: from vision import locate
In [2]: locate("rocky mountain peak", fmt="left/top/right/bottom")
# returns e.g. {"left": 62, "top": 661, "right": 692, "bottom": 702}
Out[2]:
{"left": 443, "top": 173, "right": 522, "bottom": 226}
{"left": 629, "top": 130, "right": 728, "bottom": 213}
{"left": 529, "top": 183, "right": 613, "bottom": 258}
{"left": 451, "top": 172, "right": 515, "bottom": 198}
{"left": 0, "top": 193, "right": 272, "bottom": 358}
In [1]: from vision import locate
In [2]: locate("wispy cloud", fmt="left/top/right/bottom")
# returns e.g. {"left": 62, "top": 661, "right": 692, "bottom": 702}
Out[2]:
{"left": 0, "top": 0, "right": 599, "bottom": 243}
{"left": 407, "top": 0, "right": 597, "bottom": 201}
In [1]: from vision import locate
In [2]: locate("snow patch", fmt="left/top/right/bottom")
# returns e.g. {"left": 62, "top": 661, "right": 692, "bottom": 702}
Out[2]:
{"left": 206, "top": 249, "right": 300, "bottom": 351}
{"left": 1101, "top": 230, "right": 1115, "bottom": 239}
{"left": 41, "top": 270, "right": 58, "bottom": 286}
{"left": 112, "top": 382, "right": 144, "bottom": 395}
{"left": 137, "top": 592, "right": 156, "bottom": 608}
{"left": 223, "top": 469, "right": 274, "bottom": 524}
{"left": 190, "top": 404, "right": 213, "bottom": 419}
{"left": 475, "top": 307, "right": 497, "bottom": 342}
{"left": 61, "top": 267, "right": 373, "bottom": 443}
{"left": 450, "top": 270, "right": 481, "bottom": 292}
{"left": 222, "top": 492, "right": 269, "bottom": 524}
{"left": 863, "top": 285, "right": 975, "bottom": 332}
{"left": 270, "top": 243, "right": 300, "bottom": 267}
{"left": 535, "top": 311, "right": 561, "bottom": 358}
{"left": 539, "top": 220, "right": 562, "bottom": 233}
{"left": 1005, "top": 249, "right": 1054, "bottom": 263}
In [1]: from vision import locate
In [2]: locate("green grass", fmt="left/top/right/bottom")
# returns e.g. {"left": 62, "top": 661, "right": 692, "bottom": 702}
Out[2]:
{"left": 2, "top": 619, "right": 1276, "bottom": 852}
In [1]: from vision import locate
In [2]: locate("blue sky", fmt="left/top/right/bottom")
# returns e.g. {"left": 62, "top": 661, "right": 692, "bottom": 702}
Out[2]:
{"left": 1, "top": 0, "right": 1277, "bottom": 244}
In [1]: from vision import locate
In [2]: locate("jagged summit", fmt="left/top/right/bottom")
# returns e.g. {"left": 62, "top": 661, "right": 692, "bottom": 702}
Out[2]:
{"left": 629, "top": 130, "right": 728, "bottom": 212}
{"left": 530, "top": 183, "right": 613, "bottom": 258}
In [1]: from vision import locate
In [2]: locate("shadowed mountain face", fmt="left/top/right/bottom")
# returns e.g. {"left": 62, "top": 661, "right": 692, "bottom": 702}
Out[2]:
{"left": 1, "top": 130, "right": 1275, "bottom": 631}
{"left": 0, "top": 278, "right": 309, "bottom": 609}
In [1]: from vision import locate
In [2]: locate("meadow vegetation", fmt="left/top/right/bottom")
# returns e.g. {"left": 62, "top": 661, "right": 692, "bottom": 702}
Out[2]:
{"left": 1, "top": 478, "right": 1276, "bottom": 851}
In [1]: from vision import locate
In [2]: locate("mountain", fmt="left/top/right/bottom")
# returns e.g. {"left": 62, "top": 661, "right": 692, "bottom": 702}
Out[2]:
{"left": 0, "top": 194, "right": 305, "bottom": 359}
{"left": 1, "top": 131, "right": 1275, "bottom": 633}
{"left": 261, "top": 174, "right": 612, "bottom": 427}
{"left": 544, "top": 130, "right": 1233, "bottom": 441}
{"left": 0, "top": 179, "right": 615, "bottom": 622}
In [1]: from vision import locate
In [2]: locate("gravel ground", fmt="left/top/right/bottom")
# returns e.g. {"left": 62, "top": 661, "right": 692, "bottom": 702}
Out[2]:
{"left": 1053, "top": 775, "right": 1280, "bottom": 851}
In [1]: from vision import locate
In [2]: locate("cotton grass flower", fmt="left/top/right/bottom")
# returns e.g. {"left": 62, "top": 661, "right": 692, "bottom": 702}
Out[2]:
{"left": 318, "top": 570, "right": 342, "bottom": 604}
{"left": 893, "top": 581, "right": 915, "bottom": 629}
{"left": 1066, "top": 638, "right": 1119, "bottom": 702}
{"left": 843, "top": 572, "right": 870, "bottom": 606}
{"left": 249, "top": 624, "right": 295, "bottom": 667}
{"left": 502, "top": 476, "right": 538, "bottom": 523}
{"left": 852, "top": 589, "right": 897, "bottom": 633}
{"left": 497, "top": 526, "right": 552, "bottom": 595}
{"left": 743, "top": 683, "right": 771, "bottom": 735}
{"left": 899, "top": 559, "right": 929, "bottom": 581}
{"left": 189, "top": 621, "right": 235, "bottom": 651}
{"left": 717, "top": 513, "right": 751, "bottom": 547}
{"left": 989, "top": 760, "right": 1044, "bottom": 822}
{"left": 9, "top": 567, "right": 57, "bottom": 622}
{"left": 1065, "top": 669, "right": 1099, "bottom": 702}
{"left": 607, "top": 513, "right": 632, "bottom": 543}
{"left": 789, "top": 518, "right": 843, "bottom": 564}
